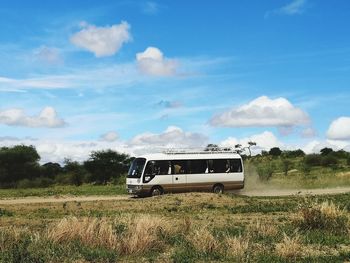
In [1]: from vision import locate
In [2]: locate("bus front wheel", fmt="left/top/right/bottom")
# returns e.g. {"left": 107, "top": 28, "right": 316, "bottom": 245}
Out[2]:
{"left": 213, "top": 184, "right": 224, "bottom": 194}
{"left": 150, "top": 186, "right": 163, "bottom": 197}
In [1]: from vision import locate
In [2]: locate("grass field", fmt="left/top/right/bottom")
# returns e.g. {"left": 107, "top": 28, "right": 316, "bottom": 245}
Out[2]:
{"left": 1, "top": 192, "right": 350, "bottom": 262}
{"left": 0, "top": 184, "right": 126, "bottom": 198}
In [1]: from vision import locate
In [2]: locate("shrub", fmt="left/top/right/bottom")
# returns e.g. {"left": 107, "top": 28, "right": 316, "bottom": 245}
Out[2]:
{"left": 300, "top": 161, "right": 311, "bottom": 176}
{"left": 275, "top": 233, "right": 302, "bottom": 259}
{"left": 281, "top": 159, "right": 292, "bottom": 176}
{"left": 304, "top": 154, "right": 322, "bottom": 167}
{"left": 0, "top": 208, "right": 14, "bottom": 217}
{"left": 297, "top": 201, "right": 348, "bottom": 234}
{"left": 17, "top": 177, "right": 54, "bottom": 188}
{"left": 321, "top": 155, "right": 338, "bottom": 168}
{"left": 256, "top": 163, "right": 274, "bottom": 181}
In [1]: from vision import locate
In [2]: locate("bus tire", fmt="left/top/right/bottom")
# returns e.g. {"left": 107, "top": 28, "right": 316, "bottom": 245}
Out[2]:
{"left": 150, "top": 186, "right": 163, "bottom": 197}
{"left": 213, "top": 184, "right": 224, "bottom": 194}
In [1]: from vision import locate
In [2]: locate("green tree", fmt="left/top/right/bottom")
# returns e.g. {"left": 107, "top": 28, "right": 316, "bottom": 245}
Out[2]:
{"left": 204, "top": 144, "right": 219, "bottom": 151}
{"left": 282, "top": 149, "right": 305, "bottom": 158}
{"left": 62, "top": 159, "right": 85, "bottom": 186}
{"left": 0, "top": 145, "right": 40, "bottom": 187}
{"left": 41, "top": 162, "right": 62, "bottom": 179}
{"left": 84, "top": 150, "right": 131, "bottom": 184}
{"left": 269, "top": 147, "right": 282, "bottom": 157}
{"left": 320, "top": 147, "right": 333, "bottom": 156}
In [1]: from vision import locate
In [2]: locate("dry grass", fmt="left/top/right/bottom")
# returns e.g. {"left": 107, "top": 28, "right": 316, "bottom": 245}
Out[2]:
{"left": 275, "top": 233, "right": 303, "bottom": 259}
{"left": 47, "top": 217, "right": 118, "bottom": 249}
{"left": 120, "top": 214, "right": 170, "bottom": 255}
{"left": 47, "top": 214, "right": 172, "bottom": 255}
{"left": 298, "top": 201, "right": 348, "bottom": 233}
{"left": 247, "top": 220, "right": 278, "bottom": 239}
{"left": 223, "top": 235, "right": 249, "bottom": 259}
{"left": 187, "top": 227, "right": 219, "bottom": 254}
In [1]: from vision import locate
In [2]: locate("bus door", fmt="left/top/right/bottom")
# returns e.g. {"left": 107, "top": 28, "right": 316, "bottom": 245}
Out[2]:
{"left": 171, "top": 160, "right": 188, "bottom": 190}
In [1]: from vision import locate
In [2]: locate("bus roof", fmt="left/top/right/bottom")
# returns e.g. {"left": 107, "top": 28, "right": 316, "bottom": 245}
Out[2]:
{"left": 137, "top": 152, "right": 242, "bottom": 161}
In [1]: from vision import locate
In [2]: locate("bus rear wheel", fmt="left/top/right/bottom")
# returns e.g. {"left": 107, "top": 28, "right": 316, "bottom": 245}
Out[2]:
{"left": 150, "top": 186, "right": 163, "bottom": 197}
{"left": 213, "top": 184, "right": 224, "bottom": 194}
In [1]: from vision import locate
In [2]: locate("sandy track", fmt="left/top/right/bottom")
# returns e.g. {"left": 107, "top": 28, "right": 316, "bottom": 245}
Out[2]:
{"left": 1, "top": 187, "right": 350, "bottom": 205}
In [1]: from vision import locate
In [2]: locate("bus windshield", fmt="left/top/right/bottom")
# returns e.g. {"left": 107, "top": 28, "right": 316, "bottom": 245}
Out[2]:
{"left": 128, "top": 158, "right": 146, "bottom": 178}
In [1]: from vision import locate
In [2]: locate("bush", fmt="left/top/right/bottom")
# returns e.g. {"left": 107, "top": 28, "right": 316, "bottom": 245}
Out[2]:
{"left": 281, "top": 159, "right": 292, "bottom": 176}
{"left": 304, "top": 154, "right": 322, "bottom": 167}
{"left": 297, "top": 201, "right": 348, "bottom": 234}
{"left": 300, "top": 162, "right": 311, "bottom": 175}
{"left": 321, "top": 155, "right": 338, "bottom": 168}
{"left": 17, "top": 177, "right": 54, "bottom": 189}
{"left": 256, "top": 163, "right": 274, "bottom": 181}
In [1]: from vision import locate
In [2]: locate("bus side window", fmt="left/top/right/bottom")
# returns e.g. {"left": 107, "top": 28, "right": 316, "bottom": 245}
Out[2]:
{"left": 144, "top": 161, "right": 155, "bottom": 176}
{"left": 212, "top": 159, "right": 227, "bottom": 173}
{"left": 208, "top": 160, "right": 214, "bottom": 173}
{"left": 145, "top": 160, "right": 170, "bottom": 176}
{"left": 230, "top": 159, "right": 242, "bottom": 173}
{"left": 189, "top": 160, "right": 207, "bottom": 174}
{"left": 156, "top": 160, "right": 170, "bottom": 175}
{"left": 171, "top": 160, "right": 188, "bottom": 174}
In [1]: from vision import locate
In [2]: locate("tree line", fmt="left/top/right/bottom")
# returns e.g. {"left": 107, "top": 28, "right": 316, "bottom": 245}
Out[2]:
{"left": 1, "top": 144, "right": 350, "bottom": 188}
{"left": 0, "top": 145, "right": 133, "bottom": 188}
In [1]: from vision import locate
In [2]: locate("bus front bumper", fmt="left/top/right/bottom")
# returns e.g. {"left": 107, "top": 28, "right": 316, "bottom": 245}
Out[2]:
{"left": 126, "top": 184, "right": 144, "bottom": 195}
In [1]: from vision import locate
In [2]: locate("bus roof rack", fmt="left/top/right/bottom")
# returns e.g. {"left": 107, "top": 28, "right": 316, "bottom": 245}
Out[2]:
{"left": 163, "top": 147, "right": 239, "bottom": 155}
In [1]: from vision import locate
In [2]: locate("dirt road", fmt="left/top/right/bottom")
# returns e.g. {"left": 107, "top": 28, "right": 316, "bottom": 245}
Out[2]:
{"left": 0, "top": 187, "right": 350, "bottom": 205}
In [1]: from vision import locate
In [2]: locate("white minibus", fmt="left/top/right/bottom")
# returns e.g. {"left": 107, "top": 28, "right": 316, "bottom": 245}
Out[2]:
{"left": 126, "top": 150, "right": 244, "bottom": 196}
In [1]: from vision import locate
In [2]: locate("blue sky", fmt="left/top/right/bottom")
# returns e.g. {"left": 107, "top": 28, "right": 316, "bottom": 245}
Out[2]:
{"left": 0, "top": 0, "right": 350, "bottom": 162}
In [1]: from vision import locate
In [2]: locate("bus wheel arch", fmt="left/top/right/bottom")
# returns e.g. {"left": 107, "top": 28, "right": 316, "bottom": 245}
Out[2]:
{"left": 213, "top": 183, "right": 224, "bottom": 194}
{"left": 150, "top": 185, "right": 164, "bottom": 197}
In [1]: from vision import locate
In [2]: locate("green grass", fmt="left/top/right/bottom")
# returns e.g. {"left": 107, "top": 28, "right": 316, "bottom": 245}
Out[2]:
{"left": 0, "top": 184, "right": 126, "bottom": 198}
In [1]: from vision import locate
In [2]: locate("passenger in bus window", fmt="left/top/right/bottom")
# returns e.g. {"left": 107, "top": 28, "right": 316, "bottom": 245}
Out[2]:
{"left": 225, "top": 160, "right": 230, "bottom": 173}
{"left": 174, "top": 164, "right": 182, "bottom": 174}
{"left": 208, "top": 160, "right": 214, "bottom": 173}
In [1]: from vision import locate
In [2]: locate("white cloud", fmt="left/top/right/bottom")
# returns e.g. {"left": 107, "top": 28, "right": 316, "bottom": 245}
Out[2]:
{"left": 279, "top": 0, "right": 307, "bottom": 15}
{"left": 136, "top": 47, "right": 178, "bottom": 76}
{"left": 0, "top": 75, "right": 70, "bottom": 90}
{"left": 327, "top": 117, "right": 350, "bottom": 140}
{"left": 302, "top": 140, "right": 345, "bottom": 154}
{"left": 142, "top": 1, "right": 159, "bottom": 14}
{"left": 220, "top": 131, "right": 283, "bottom": 155}
{"left": 70, "top": 21, "right": 131, "bottom": 57}
{"left": 33, "top": 46, "right": 62, "bottom": 64}
{"left": 100, "top": 131, "right": 119, "bottom": 142}
{"left": 0, "top": 107, "right": 65, "bottom": 128}
{"left": 0, "top": 126, "right": 208, "bottom": 163}
{"left": 210, "top": 96, "right": 310, "bottom": 128}
{"left": 266, "top": 0, "right": 307, "bottom": 17}
{"left": 129, "top": 126, "right": 208, "bottom": 149}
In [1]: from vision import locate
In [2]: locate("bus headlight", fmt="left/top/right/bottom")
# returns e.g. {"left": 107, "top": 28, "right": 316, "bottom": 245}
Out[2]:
{"left": 144, "top": 176, "right": 151, "bottom": 182}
